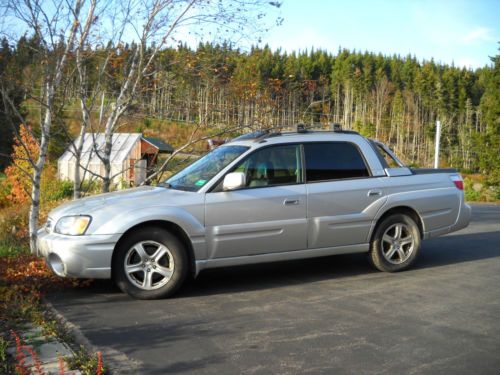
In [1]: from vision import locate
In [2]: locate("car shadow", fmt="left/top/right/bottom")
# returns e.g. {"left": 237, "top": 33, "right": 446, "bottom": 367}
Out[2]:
{"left": 177, "top": 230, "right": 500, "bottom": 298}
{"left": 54, "top": 230, "right": 500, "bottom": 301}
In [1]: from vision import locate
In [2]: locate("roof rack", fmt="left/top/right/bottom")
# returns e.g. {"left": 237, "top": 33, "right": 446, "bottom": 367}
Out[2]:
{"left": 229, "top": 123, "right": 361, "bottom": 143}
{"left": 296, "top": 123, "right": 308, "bottom": 133}
{"left": 330, "top": 123, "right": 342, "bottom": 132}
{"left": 328, "top": 123, "right": 360, "bottom": 134}
{"left": 231, "top": 130, "right": 270, "bottom": 141}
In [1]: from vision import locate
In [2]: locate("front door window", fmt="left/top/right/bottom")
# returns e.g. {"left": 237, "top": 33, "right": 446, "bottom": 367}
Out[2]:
{"left": 233, "top": 144, "right": 303, "bottom": 188}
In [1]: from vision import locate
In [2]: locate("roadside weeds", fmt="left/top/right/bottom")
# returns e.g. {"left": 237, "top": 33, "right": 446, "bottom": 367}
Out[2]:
{"left": 0, "top": 253, "right": 106, "bottom": 374}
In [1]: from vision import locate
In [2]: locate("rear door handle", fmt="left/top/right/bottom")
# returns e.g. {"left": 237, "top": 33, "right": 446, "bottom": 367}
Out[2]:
{"left": 283, "top": 199, "right": 299, "bottom": 205}
{"left": 367, "top": 190, "right": 382, "bottom": 197}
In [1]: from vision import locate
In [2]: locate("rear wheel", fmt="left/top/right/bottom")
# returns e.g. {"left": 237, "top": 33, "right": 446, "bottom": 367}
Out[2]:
{"left": 113, "top": 227, "right": 188, "bottom": 299}
{"left": 369, "top": 214, "right": 421, "bottom": 272}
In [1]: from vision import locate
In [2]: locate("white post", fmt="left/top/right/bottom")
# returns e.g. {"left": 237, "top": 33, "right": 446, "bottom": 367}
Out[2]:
{"left": 434, "top": 120, "right": 441, "bottom": 169}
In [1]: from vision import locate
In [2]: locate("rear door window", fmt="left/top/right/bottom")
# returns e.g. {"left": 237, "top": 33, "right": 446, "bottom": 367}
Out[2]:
{"left": 304, "top": 142, "right": 370, "bottom": 181}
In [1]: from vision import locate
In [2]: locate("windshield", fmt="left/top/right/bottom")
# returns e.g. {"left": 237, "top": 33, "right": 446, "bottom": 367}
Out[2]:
{"left": 164, "top": 145, "right": 249, "bottom": 191}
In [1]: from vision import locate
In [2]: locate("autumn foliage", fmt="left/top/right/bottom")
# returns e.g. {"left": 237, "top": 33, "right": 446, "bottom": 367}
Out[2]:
{"left": 0, "top": 254, "right": 92, "bottom": 339}
{"left": 4, "top": 124, "right": 39, "bottom": 204}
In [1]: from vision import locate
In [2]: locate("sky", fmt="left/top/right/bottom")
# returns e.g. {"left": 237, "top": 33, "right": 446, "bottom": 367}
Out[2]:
{"left": 261, "top": 0, "right": 499, "bottom": 69}
{"left": 1, "top": 0, "right": 497, "bottom": 69}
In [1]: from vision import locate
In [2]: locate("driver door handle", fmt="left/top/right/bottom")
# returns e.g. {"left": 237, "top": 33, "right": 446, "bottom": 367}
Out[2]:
{"left": 283, "top": 199, "right": 299, "bottom": 206}
{"left": 367, "top": 189, "right": 382, "bottom": 197}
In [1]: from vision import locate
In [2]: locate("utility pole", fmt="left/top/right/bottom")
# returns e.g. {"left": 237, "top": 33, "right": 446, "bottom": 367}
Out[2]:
{"left": 434, "top": 120, "right": 441, "bottom": 169}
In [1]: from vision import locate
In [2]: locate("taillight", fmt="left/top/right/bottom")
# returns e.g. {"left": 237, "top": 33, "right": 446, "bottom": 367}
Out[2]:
{"left": 450, "top": 175, "right": 464, "bottom": 190}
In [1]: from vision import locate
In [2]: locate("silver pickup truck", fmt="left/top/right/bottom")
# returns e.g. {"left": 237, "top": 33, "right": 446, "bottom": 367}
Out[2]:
{"left": 38, "top": 127, "right": 471, "bottom": 299}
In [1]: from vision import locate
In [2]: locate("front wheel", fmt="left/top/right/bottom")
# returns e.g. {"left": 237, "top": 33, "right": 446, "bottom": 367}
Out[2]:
{"left": 369, "top": 214, "right": 421, "bottom": 272}
{"left": 113, "top": 227, "right": 188, "bottom": 299}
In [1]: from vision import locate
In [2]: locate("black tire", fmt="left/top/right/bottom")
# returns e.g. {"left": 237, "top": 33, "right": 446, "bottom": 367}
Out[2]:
{"left": 369, "top": 214, "right": 421, "bottom": 272}
{"left": 113, "top": 227, "right": 188, "bottom": 299}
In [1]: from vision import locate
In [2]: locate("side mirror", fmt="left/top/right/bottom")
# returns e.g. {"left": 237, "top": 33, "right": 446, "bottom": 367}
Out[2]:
{"left": 223, "top": 172, "right": 246, "bottom": 191}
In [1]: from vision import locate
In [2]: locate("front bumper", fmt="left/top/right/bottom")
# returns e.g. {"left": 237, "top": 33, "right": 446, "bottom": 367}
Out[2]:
{"left": 37, "top": 229, "right": 121, "bottom": 279}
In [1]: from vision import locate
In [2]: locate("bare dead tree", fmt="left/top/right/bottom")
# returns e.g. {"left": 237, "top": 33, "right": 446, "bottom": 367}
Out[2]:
{"left": 86, "top": 0, "right": 281, "bottom": 192}
{"left": 71, "top": 0, "right": 103, "bottom": 198}
{"left": 142, "top": 118, "right": 250, "bottom": 185}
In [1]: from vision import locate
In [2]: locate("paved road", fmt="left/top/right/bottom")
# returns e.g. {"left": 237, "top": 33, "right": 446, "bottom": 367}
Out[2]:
{"left": 47, "top": 205, "right": 500, "bottom": 374}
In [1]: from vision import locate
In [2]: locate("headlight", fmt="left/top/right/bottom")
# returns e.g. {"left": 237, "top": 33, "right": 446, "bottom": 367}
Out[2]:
{"left": 54, "top": 215, "right": 91, "bottom": 235}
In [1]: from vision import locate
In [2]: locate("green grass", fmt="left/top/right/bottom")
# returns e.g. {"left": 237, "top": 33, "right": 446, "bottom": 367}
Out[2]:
{"left": 0, "top": 239, "right": 29, "bottom": 257}
{"left": 0, "top": 336, "right": 9, "bottom": 374}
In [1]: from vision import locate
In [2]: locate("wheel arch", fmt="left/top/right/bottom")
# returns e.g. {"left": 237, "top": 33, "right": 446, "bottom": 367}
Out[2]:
{"left": 112, "top": 220, "right": 196, "bottom": 278}
{"left": 370, "top": 206, "right": 424, "bottom": 243}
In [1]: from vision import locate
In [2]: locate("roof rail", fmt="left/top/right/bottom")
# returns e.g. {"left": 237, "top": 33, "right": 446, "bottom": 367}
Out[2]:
{"left": 231, "top": 130, "right": 270, "bottom": 141}
{"left": 229, "top": 123, "right": 361, "bottom": 143}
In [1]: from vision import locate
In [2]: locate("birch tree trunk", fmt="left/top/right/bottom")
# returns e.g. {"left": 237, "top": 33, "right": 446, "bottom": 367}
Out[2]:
{"left": 73, "top": 0, "right": 97, "bottom": 199}
{"left": 22, "top": 0, "right": 82, "bottom": 253}
{"left": 29, "top": 85, "right": 53, "bottom": 253}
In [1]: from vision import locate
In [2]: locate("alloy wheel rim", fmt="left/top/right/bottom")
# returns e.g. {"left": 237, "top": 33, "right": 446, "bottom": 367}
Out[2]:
{"left": 381, "top": 223, "right": 415, "bottom": 264}
{"left": 124, "top": 240, "right": 174, "bottom": 290}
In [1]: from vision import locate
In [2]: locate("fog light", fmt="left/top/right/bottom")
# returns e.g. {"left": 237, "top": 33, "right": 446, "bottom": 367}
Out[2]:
{"left": 48, "top": 253, "right": 66, "bottom": 276}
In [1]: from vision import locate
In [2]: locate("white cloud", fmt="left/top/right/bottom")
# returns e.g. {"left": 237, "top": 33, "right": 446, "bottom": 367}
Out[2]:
{"left": 463, "top": 27, "right": 495, "bottom": 43}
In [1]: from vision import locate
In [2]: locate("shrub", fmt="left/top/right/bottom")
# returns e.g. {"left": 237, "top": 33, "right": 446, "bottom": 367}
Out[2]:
{"left": 464, "top": 180, "right": 482, "bottom": 202}
{"left": 4, "top": 125, "right": 39, "bottom": 205}
{"left": 80, "top": 179, "right": 102, "bottom": 195}
{"left": 463, "top": 174, "right": 500, "bottom": 203}
{"left": 3, "top": 124, "right": 73, "bottom": 207}
{"left": 0, "top": 173, "right": 11, "bottom": 208}
{"left": 0, "top": 204, "right": 30, "bottom": 255}
{"left": 42, "top": 174, "right": 73, "bottom": 202}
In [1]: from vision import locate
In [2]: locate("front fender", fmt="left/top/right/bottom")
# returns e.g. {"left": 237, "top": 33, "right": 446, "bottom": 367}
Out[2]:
{"left": 94, "top": 205, "right": 205, "bottom": 236}
{"left": 92, "top": 205, "right": 206, "bottom": 259}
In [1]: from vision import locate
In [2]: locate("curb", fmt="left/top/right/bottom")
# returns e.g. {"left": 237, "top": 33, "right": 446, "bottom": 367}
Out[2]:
{"left": 43, "top": 298, "right": 142, "bottom": 374}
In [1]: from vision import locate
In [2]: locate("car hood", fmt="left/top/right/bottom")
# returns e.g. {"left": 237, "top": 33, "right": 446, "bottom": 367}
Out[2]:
{"left": 49, "top": 186, "right": 199, "bottom": 220}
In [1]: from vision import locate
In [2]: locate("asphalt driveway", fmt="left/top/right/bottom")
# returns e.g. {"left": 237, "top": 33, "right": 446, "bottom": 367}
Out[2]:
{"left": 47, "top": 204, "right": 500, "bottom": 374}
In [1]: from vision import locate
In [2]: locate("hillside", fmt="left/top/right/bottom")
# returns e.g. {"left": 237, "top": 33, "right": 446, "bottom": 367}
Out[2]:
{"left": 1, "top": 39, "right": 498, "bottom": 183}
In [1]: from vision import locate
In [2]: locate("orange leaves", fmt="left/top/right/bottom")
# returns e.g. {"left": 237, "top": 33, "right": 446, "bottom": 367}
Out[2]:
{"left": 0, "top": 253, "right": 93, "bottom": 336}
{"left": 0, "top": 254, "right": 93, "bottom": 318}
{"left": 4, "top": 124, "right": 39, "bottom": 205}
{"left": 4, "top": 256, "right": 50, "bottom": 282}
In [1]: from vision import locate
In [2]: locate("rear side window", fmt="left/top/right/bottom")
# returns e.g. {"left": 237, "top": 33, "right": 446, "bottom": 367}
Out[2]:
{"left": 376, "top": 144, "right": 400, "bottom": 168}
{"left": 304, "top": 142, "right": 370, "bottom": 181}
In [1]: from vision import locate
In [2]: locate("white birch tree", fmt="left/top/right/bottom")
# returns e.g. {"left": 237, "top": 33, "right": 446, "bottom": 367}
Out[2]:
{"left": 89, "top": 0, "right": 281, "bottom": 192}
{"left": 1, "top": 0, "right": 98, "bottom": 253}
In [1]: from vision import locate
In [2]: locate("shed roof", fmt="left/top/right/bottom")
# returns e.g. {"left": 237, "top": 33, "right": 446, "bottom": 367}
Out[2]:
{"left": 143, "top": 137, "right": 174, "bottom": 153}
{"left": 59, "top": 133, "right": 142, "bottom": 164}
